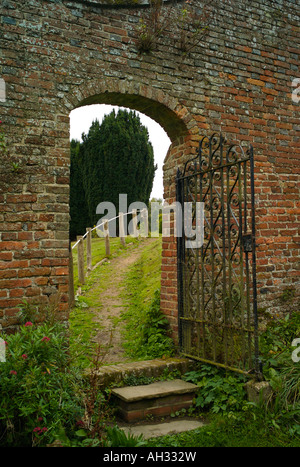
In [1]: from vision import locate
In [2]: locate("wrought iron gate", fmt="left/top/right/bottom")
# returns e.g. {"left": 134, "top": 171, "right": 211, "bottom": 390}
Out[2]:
{"left": 176, "top": 133, "right": 260, "bottom": 377}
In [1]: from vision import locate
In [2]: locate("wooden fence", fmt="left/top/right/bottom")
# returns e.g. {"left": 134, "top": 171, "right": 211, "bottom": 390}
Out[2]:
{"left": 69, "top": 209, "right": 147, "bottom": 306}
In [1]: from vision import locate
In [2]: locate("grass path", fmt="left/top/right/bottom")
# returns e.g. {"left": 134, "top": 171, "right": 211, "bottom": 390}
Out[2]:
{"left": 70, "top": 237, "right": 160, "bottom": 367}
{"left": 90, "top": 239, "right": 158, "bottom": 363}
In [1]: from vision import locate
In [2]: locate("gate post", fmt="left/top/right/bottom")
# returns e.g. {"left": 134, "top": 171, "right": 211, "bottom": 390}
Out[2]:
{"left": 176, "top": 168, "right": 184, "bottom": 350}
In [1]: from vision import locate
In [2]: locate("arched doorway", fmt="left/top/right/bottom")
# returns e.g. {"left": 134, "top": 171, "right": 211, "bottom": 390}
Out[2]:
{"left": 63, "top": 80, "right": 200, "bottom": 343}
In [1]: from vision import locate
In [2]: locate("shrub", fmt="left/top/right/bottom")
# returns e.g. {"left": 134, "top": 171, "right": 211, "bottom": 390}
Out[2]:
{"left": 0, "top": 321, "right": 84, "bottom": 446}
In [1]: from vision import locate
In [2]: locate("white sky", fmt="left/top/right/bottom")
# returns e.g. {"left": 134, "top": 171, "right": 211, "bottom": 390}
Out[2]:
{"left": 69, "top": 104, "right": 171, "bottom": 200}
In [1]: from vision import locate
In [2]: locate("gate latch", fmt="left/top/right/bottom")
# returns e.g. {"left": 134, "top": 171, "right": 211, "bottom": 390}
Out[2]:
{"left": 242, "top": 234, "right": 253, "bottom": 252}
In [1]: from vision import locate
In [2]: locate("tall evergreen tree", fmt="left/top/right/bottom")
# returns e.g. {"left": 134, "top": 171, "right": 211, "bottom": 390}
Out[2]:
{"left": 69, "top": 109, "right": 157, "bottom": 237}
{"left": 69, "top": 139, "right": 90, "bottom": 240}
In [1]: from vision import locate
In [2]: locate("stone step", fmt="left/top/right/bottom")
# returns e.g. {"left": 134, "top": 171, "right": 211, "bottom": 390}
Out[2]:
{"left": 119, "top": 418, "right": 206, "bottom": 440}
{"left": 92, "top": 357, "right": 193, "bottom": 387}
{"left": 111, "top": 379, "right": 198, "bottom": 422}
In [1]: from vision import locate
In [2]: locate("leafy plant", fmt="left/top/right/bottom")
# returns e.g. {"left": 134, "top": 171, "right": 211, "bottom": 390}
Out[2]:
{"left": 260, "top": 312, "right": 300, "bottom": 360}
{"left": 256, "top": 311, "right": 300, "bottom": 434}
{"left": 104, "top": 426, "right": 146, "bottom": 447}
{"left": 184, "top": 364, "right": 248, "bottom": 417}
{"left": 17, "top": 300, "right": 40, "bottom": 325}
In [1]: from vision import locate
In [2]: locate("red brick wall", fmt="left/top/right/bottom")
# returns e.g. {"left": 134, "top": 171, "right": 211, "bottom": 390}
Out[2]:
{"left": 0, "top": 0, "right": 299, "bottom": 334}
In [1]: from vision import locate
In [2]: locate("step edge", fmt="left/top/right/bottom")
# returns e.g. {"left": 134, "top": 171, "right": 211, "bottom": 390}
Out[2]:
{"left": 111, "top": 379, "right": 198, "bottom": 402}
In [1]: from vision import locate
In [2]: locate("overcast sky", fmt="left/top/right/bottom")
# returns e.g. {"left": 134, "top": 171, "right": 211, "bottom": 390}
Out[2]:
{"left": 69, "top": 104, "right": 171, "bottom": 200}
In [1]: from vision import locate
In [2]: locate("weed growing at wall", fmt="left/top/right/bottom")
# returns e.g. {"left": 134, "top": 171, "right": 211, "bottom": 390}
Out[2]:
{"left": 121, "top": 238, "right": 174, "bottom": 359}
{"left": 135, "top": 0, "right": 212, "bottom": 54}
{"left": 177, "top": 2, "right": 210, "bottom": 54}
{"left": 123, "top": 288, "right": 174, "bottom": 359}
{"left": 136, "top": 0, "right": 166, "bottom": 53}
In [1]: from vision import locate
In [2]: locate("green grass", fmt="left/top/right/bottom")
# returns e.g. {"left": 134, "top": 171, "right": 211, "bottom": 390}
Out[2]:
{"left": 70, "top": 235, "right": 172, "bottom": 365}
{"left": 71, "top": 235, "right": 135, "bottom": 291}
{"left": 69, "top": 236, "right": 142, "bottom": 367}
{"left": 146, "top": 414, "right": 300, "bottom": 447}
{"left": 69, "top": 236, "right": 159, "bottom": 367}
{"left": 120, "top": 237, "right": 175, "bottom": 360}
{"left": 122, "top": 236, "right": 162, "bottom": 309}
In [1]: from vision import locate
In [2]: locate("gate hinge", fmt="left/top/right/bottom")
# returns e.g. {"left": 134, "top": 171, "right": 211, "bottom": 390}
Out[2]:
{"left": 242, "top": 234, "right": 253, "bottom": 252}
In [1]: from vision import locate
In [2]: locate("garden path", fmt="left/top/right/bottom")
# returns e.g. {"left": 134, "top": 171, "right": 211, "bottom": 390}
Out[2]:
{"left": 89, "top": 238, "right": 157, "bottom": 364}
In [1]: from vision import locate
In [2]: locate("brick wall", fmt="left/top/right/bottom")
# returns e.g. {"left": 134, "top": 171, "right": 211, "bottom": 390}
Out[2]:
{"left": 0, "top": 0, "right": 299, "bottom": 336}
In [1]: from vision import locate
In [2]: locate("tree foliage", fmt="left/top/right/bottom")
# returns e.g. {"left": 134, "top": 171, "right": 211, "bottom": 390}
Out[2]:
{"left": 70, "top": 109, "right": 156, "bottom": 239}
{"left": 69, "top": 139, "right": 89, "bottom": 240}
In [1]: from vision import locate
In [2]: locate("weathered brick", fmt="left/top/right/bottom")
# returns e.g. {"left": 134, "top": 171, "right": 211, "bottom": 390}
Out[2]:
{"left": 0, "top": 0, "right": 298, "bottom": 335}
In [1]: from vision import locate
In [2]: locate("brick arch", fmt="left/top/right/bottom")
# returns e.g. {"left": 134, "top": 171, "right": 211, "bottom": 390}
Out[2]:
{"left": 63, "top": 78, "right": 203, "bottom": 206}
{"left": 63, "top": 78, "right": 199, "bottom": 143}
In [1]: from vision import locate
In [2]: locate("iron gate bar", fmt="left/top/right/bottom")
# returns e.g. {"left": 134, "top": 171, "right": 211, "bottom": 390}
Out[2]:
{"left": 176, "top": 133, "right": 261, "bottom": 378}
{"left": 250, "top": 147, "right": 261, "bottom": 377}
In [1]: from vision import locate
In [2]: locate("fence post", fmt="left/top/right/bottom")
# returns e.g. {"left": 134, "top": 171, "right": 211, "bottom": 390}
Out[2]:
{"left": 132, "top": 209, "right": 138, "bottom": 238}
{"left": 104, "top": 220, "right": 110, "bottom": 257}
{"left": 119, "top": 212, "right": 126, "bottom": 247}
{"left": 69, "top": 243, "right": 75, "bottom": 307}
{"left": 86, "top": 227, "right": 92, "bottom": 272}
{"left": 77, "top": 235, "right": 85, "bottom": 285}
{"left": 142, "top": 208, "right": 149, "bottom": 237}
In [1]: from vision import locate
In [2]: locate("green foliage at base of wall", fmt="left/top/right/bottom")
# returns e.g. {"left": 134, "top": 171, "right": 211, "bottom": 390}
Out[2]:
{"left": 121, "top": 237, "right": 174, "bottom": 359}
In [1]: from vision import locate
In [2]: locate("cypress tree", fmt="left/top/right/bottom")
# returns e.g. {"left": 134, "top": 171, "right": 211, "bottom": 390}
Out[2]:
{"left": 69, "top": 109, "right": 157, "bottom": 236}
{"left": 69, "top": 139, "right": 90, "bottom": 240}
